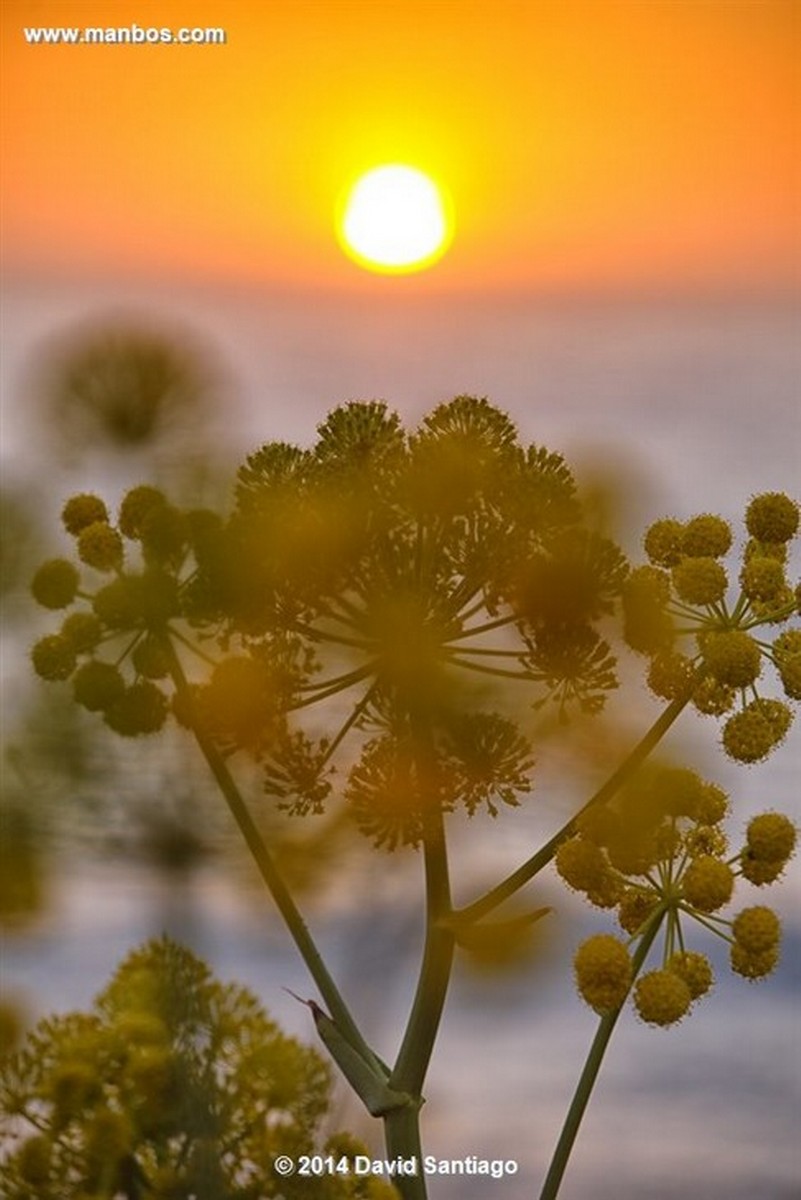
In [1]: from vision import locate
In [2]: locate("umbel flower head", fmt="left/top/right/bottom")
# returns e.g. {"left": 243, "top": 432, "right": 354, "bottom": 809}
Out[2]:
{"left": 632, "top": 494, "right": 800, "bottom": 763}
{"left": 0, "top": 938, "right": 396, "bottom": 1200}
{"left": 561, "top": 767, "right": 796, "bottom": 1026}
{"left": 29, "top": 397, "right": 631, "bottom": 850}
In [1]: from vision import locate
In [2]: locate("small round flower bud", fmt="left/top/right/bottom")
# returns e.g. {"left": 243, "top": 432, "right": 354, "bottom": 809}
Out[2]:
{"left": 104, "top": 681, "right": 168, "bottom": 736}
{"left": 62, "top": 493, "right": 108, "bottom": 535}
{"left": 574, "top": 934, "right": 633, "bottom": 1014}
{"left": 773, "top": 631, "right": 801, "bottom": 700}
{"left": 701, "top": 630, "right": 761, "bottom": 688}
{"left": 118, "top": 486, "right": 167, "bottom": 539}
{"left": 140, "top": 503, "right": 188, "bottom": 566}
{"left": 730, "top": 942, "right": 779, "bottom": 980}
{"left": 131, "top": 634, "right": 171, "bottom": 680}
{"left": 772, "top": 630, "right": 801, "bottom": 661}
{"left": 749, "top": 585, "right": 795, "bottom": 626}
{"left": 73, "top": 660, "right": 126, "bottom": 712}
{"left": 93, "top": 576, "right": 143, "bottom": 629}
{"left": 643, "top": 518, "right": 685, "bottom": 567}
{"left": 777, "top": 656, "right": 801, "bottom": 700}
{"left": 617, "top": 887, "right": 658, "bottom": 936}
{"left": 555, "top": 837, "right": 609, "bottom": 893}
{"left": 672, "top": 557, "right": 728, "bottom": 605}
{"left": 31, "top": 634, "right": 77, "bottom": 680}
{"left": 745, "top": 812, "right": 797, "bottom": 863}
{"left": 695, "top": 782, "right": 729, "bottom": 825}
{"left": 647, "top": 651, "right": 695, "bottom": 700}
{"left": 692, "top": 675, "right": 735, "bottom": 717}
{"left": 77, "top": 521, "right": 124, "bottom": 572}
{"left": 740, "top": 556, "right": 786, "bottom": 604}
{"left": 681, "top": 514, "right": 733, "bottom": 558}
{"left": 757, "top": 698, "right": 793, "bottom": 738}
{"left": 634, "top": 969, "right": 692, "bottom": 1026}
{"left": 684, "top": 825, "right": 728, "bottom": 858}
{"left": 60, "top": 611, "right": 103, "bottom": 653}
{"left": 681, "top": 855, "right": 734, "bottom": 912}
{"left": 585, "top": 871, "right": 624, "bottom": 909}
{"left": 739, "top": 855, "right": 786, "bottom": 886}
{"left": 745, "top": 493, "right": 799, "bottom": 543}
{"left": 744, "top": 538, "right": 787, "bottom": 565}
{"left": 31, "top": 558, "right": 80, "bottom": 610}
{"left": 668, "top": 950, "right": 714, "bottom": 1000}
{"left": 732, "top": 906, "right": 781, "bottom": 954}
{"left": 722, "top": 699, "right": 792, "bottom": 764}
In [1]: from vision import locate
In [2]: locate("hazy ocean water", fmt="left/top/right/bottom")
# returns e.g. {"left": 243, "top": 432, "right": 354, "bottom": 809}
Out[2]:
{"left": 2, "top": 280, "right": 800, "bottom": 1197}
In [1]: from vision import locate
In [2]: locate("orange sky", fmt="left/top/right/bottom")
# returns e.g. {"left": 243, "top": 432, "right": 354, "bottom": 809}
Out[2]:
{"left": 2, "top": 0, "right": 799, "bottom": 293}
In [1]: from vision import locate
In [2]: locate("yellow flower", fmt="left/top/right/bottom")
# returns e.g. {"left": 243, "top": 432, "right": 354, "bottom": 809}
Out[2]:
{"left": 574, "top": 934, "right": 632, "bottom": 1014}
{"left": 634, "top": 969, "right": 691, "bottom": 1026}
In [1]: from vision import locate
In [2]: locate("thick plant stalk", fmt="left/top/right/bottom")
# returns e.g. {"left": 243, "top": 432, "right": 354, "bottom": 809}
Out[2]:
{"left": 383, "top": 771, "right": 457, "bottom": 1200}
{"left": 383, "top": 1105, "right": 428, "bottom": 1200}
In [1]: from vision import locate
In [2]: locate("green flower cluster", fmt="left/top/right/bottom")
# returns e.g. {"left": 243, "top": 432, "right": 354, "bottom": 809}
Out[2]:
{"left": 0, "top": 938, "right": 395, "bottom": 1199}
{"left": 625, "top": 494, "right": 800, "bottom": 762}
{"left": 560, "top": 769, "right": 796, "bottom": 1026}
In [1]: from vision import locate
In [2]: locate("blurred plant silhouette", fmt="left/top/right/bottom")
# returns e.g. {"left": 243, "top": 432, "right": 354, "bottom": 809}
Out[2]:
{"left": 38, "top": 321, "right": 214, "bottom": 457}
{"left": 17, "top": 394, "right": 800, "bottom": 1198}
{"left": 0, "top": 937, "right": 396, "bottom": 1199}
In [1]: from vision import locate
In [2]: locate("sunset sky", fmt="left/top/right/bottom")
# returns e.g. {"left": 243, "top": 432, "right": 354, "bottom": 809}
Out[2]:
{"left": 2, "top": 0, "right": 799, "bottom": 294}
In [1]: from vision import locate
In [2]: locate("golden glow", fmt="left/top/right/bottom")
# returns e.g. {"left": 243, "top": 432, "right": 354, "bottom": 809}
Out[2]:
{"left": 2, "top": 2, "right": 797, "bottom": 291}
{"left": 338, "top": 166, "right": 452, "bottom": 274}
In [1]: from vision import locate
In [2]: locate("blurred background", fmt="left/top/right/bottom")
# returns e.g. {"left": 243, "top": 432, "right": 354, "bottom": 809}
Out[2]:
{"left": 2, "top": 2, "right": 800, "bottom": 1197}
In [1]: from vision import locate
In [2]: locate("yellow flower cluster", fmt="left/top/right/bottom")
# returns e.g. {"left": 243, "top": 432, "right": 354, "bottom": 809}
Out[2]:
{"left": 28, "top": 489, "right": 191, "bottom": 737}
{"left": 562, "top": 768, "right": 796, "bottom": 1027}
{"left": 630, "top": 493, "right": 800, "bottom": 764}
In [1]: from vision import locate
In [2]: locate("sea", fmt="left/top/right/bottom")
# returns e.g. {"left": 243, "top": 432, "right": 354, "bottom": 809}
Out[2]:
{"left": 2, "top": 277, "right": 800, "bottom": 1198}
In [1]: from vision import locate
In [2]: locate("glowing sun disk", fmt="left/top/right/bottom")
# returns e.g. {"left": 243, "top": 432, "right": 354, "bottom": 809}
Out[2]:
{"left": 338, "top": 165, "right": 452, "bottom": 274}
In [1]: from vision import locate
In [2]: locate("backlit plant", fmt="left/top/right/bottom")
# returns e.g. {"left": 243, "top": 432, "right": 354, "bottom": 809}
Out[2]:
{"left": 0, "top": 937, "right": 395, "bottom": 1199}
{"left": 21, "top": 397, "right": 799, "bottom": 1198}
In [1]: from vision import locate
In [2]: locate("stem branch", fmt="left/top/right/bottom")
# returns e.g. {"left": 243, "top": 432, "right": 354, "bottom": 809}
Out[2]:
{"left": 539, "top": 918, "right": 661, "bottom": 1200}
{"left": 456, "top": 690, "right": 694, "bottom": 924}
{"left": 163, "top": 637, "right": 372, "bottom": 1063}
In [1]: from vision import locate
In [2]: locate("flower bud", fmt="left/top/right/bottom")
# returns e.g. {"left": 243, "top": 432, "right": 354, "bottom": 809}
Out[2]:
{"left": 634, "top": 968, "right": 691, "bottom": 1026}
{"left": 31, "top": 559, "right": 80, "bottom": 609}
{"left": 62, "top": 493, "right": 108, "bottom": 536}
{"left": 745, "top": 493, "right": 799, "bottom": 543}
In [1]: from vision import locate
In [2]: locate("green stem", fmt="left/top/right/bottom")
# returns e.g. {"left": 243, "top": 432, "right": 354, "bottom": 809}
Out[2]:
{"left": 447, "top": 613, "right": 518, "bottom": 640}
{"left": 539, "top": 918, "right": 661, "bottom": 1200}
{"left": 455, "top": 690, "right": 694, "bottom": 924}
{"left": 446, "top": 655, "right": 533, "bottom": 681}
{"left": 383, "top": 1105, "right": 427, "bottom": 1200}
{"left": 390, "top": 805, "right": 455, "bottom": 1097}
{"left": 162, "top": 637, "right": 372, "bottom": 1064}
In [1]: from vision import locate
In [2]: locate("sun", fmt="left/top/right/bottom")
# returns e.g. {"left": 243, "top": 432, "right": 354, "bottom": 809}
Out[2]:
{"left": 337, "top": 165, "right": 453, "bottom": 274}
